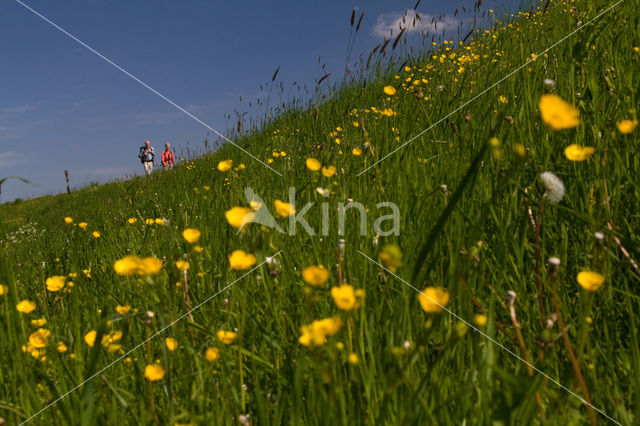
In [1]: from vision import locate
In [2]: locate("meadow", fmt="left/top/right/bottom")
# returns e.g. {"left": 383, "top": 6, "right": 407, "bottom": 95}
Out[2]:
{"left": 1, "top": 0, "right": 640, "bottom": 424}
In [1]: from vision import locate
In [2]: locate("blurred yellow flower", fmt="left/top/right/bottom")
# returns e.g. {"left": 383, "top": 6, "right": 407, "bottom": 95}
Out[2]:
{"left": 228, "top": 250, "right": 257, "bottom": 270}
{"left": 175, "top": 260, "right": 190, "bottom": 271}
{"left": 474, "top": 314, "right": 488, "bottom": 327}
{"left": 165, "top": 337, "right": 178, "bottom": 351}
{"left": 298, "top": 316, "right": 341, "bottom": 347}
{"left": 274, "top": 200, "right": 295, "bottom": 217}
{"left": 64, "top": 217, "right": 73, "bottom": 224}
{"left": 217, "top": 159, "right": 233, "bottom": 172}
{"left": 182, "top": 228, "right": 201, "bottom": 243}
{"left": 205, "top": 347, "right": 220, "bottom": 362}
{"left": 331, "top": 284, "right": 363, "bottom": 311}
{"left": 235, "top": 163, "right": 246, "bottom": 171}
{"left": 577, "top": 271, "right": 605, "bottom": 291}
{"left": 0, "top": 285, "right": 8, "bottom": 295}
{"left": 379, "top": 244, "right": 403, "bottom": 273}
{"left": 78, "top": 222, "right": 88, "bottom": 230}
{"left": 29, "top": 328, "right": 51, "bottom": 348}
{"left": 154, "top": 218, "right": 165, "bottom": 225}
{"left": 92, "top": 231, "right": 101, "bottom": 238}
{"left": 347, "top": 353, "right": 359, "bottom": 365}
{"left": 145, "top": 219, "right": 155, "bottom": 225}
{"left": 57, "top": 342, "right": 68, "bottom": 353}
{"left": 144, "top": 364, "right": 165, "bottom": 381}
{"left": 16, "top": 300, "right": 36, "bottom": 314}
{"left": 45, "top": 276, "right": 66, "bottom": 292}
{"left": 114, "top": 256, "right": 163, "bottom": 276}
{"left": 383, "top": 85, "right": 396, "bottom": 95}
{"left": 249, "top": 200, "right": 262, "bottom": 211}
{"left": 564, "top": 144, "right": 595, "bottom": 161}
{"left": 217, "top": 330, "right": 237, "bottom": 345}
{"left": 128, "top": 218, "right": 138, "bottom": 224}
{"left": 617, "top": 119, "right": 638, "bottom": 134}
{"left": 116, "top": 305, "right": 131, "bottom": 315}
{"left": 306, "top": 158, "right": 321, "bottom": 171}
{"left": 321, "top": 165, "right": 336, "bottom": 178}
{"left": 31, "top": 318, "right": 47, "bottom": 327}
{"left": 418, "top": 287, "right": 450, "bottom": 314}
{"left": 538, "top": 94, "right": 580, "bottom": 130}
{"left": 84, "top": 330, "right": 97, "bottom": 347}
{"left": 225, "top": 207, "right": 255, "bottom": 228}
{"left": 352, "top": 148, "right": 362, "bottom": 156}
{"left": 302, "top": 265, "right": 330, "bottom": 287}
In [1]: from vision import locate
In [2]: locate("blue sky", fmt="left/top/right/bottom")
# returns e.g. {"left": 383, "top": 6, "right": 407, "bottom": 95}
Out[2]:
{"left": 0, "top": 0, "right": 522, "bottom": 202}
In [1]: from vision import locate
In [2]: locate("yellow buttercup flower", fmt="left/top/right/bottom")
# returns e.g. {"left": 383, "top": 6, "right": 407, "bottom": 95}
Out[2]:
{"left": 182, "top": 228, "right": 201, "bottom": 243}
{"left": 0, "top": 285, "right": 8, "bottom": 295}
{"left": 139, "top": 257, "right": 163, "bottom": 275}
{"left": 31, "top": 318, "right": 47, "bottom": 327}
{"left": 114, "top": 256, "right": 163, "bottom": 276}
{"left": 116, "top": 305, "right": 131, "bottom": 315}
{"left": 302, "top": 265, "right": 330, "bottom": 287}
{"left": 175, "top": 260, "right": 190, "bottom": 271}
{"left": 217, "top": 330, "right": 237, "bottom": 345}
{"left": 331, "top": 284, "right": 363, "bottom": 311}
{"left": 538, "top": 94, "right": 580, "bottom": 130}
{"left": 45, "top": 276, "right": 66, "bottom": 292}
{"left": 225, "top": 207, "right": 255, "bottom": 228}
{"left": 347, "top": 353, "right": 359, "bottom": 365}
{"left": 154, "top": 218, "right": 165, "bottom": 225}
{"left": 418, "top": 287, "right": 450, "bottom": 314}
{"left": 577, "top": 271, "right": 605, "bottom": 291}
{"left": 228, "top": 250, "right": 257, "bottom": 270}
{"left": 165, "top": 337, "right": 178, "bottom": 351}
{"left": 474, "top": 314, "right": 488, "bottom": 327}
{"left": 16, "top": 300, "right": 36, "bottom": 314}
{"left": 144, "top": 364, "right": 165, "bottom": 381}
{"left": 564, "top": 144, "right": 595, "bottom": 161}
{"left": 205, "top": 347, "right": 220, "bottom": 362}
{"left": 145, "top": 219, "right": 155, "bottom": 225}
{"left": 617, "top": 119, "right": 638, "bottom": 134}
{"left": 127, "top": 218, "right": 138, "bottom": 224}
{"left": 57, "top": 342, "right": 68, "bottom": 353}
{"left": 217, "top": 159, "right": 233, "bottom": 172}
{"left": 306, "top": 158, "right": 322, "bottom": 171}
{"left": 78, "top": 222, "right": 88, "bottom": 230}
{"left": 64, "top": 217, "right": 73, "bottom": 224}
{"left": 29, "top": 328, "right": 51, "bottom": 348}
{"left": 321, "top": 165, "right": 336, "bottom": 178}
{"left": 84, "top": 330, "right": 97, "bottom": 347}
{"left": 92, "top": 231, "right": 101, "bottom": 238}
{"left": 352, "top": 148, "right": 362, "bottom": 156}
{"left": 249, "top": 200, "right": 262, "bottom": 211}
{"left": 383, "top": 85, "right": 396, "bottom": 96}
{"left": 379, "top": 244, "right": 403, "bottom": 273}
{"left": 298, "top": 316, "right": 341, "bottom": 347}
{"left": 274, "top": 200, "right": 295, "bottom": 217}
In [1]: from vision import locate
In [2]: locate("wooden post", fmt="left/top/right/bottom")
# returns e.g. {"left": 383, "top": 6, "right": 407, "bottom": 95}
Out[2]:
{"left": 65, "top": 170, "right": 71, "bottom": 194}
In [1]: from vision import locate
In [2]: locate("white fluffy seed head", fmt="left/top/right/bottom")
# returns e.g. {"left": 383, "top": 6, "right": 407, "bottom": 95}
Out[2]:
{"left": 540, "top": 171, "right": 565, "bottom": 204}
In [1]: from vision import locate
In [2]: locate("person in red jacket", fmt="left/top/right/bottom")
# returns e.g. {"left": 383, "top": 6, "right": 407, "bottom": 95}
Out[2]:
{"left": 161, "top": 143, "right": 175, "bottom": 170}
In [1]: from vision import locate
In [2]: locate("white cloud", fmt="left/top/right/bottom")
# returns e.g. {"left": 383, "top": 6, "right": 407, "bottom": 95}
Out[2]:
{"left": 373, "top": 10, "right": 460, "bottom": 39}
{"left": 0, "top": 151, "right": 24, "bottom": 167}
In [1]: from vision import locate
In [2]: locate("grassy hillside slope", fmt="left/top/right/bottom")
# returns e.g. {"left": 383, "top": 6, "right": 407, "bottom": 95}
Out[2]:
{"left": 1, "top": 0, "right": 640, "bottom": 424}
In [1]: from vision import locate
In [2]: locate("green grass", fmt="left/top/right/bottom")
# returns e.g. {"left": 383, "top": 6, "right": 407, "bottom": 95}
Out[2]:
{"left": 1, "top": 0, "right": 640, "bottom": 424}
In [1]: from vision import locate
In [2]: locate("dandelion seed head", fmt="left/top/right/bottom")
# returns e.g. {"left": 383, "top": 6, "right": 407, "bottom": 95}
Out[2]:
{"left": 540, "top": 171, "right": 565, "bottom": 204}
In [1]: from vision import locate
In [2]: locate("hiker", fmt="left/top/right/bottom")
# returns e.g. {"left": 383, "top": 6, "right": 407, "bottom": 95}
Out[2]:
{"left": 139, "top": 140, "right": 155, "bottom": 175}
{"left": 161, "top": 143, "right": 175, "bottom": 170}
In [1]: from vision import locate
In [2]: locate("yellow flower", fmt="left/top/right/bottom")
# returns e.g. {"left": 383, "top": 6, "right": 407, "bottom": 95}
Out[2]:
{"left": 0, "top": 284, "right": 8, "bottom": 295}
{"left": 228, "top": 250, "right": 257, "bottom": 270}
{"left": 78, "top": 222, "right": 88, "bottom": 230}
{"left": 217, "top": 159, "right": 233, "bottom": 172}
{"left": 274, "top": 200, "right": 295, "bottom": 217}
{"left": 64, "top": 217, "right": 73, "bottom": 224}
{"left": 379, "top": 244, "right": 403, "bottom": 273}
{"left": 116, "top": 305, "right": 131, "bottom": 315}
{"left": 217, "top": 330, "right": 237, "bottom": 345}
{"left": 16, "top": 300, "right": 36, "bottom": 314}
{"left": 193, "top": 246, "right": 203, "bottom": 254}
{"left": 298, "top": 317, "right": 341, "bottom": 347}
{"left": 474, "top": 314, "right": 488, "bottom": 327}
{"left": 564, "top": 144, "right": 595, "bottom": 161}
{"left": 577, "top": 271, "right": 605, "bottom": 291}
{"left": 347, "top": 353, "right": 359, "bottom": 365}
{"left": 29, "top": 328, "right": 51, "bottom": 348}
{"left": 383, "top": 85, "right": 396, "bottom": 95}
{"left": 155, "top": 218, "right": 165, "bottom": 225}
{"left": 182, "top": 228, "right": 201, "bottom": 243}
{"left": 45, "top": 276, "right": 66, "bottom": 292}
{"left": 31, "top": 318, "right": 47, "bottom": 327}
{"left": 498, "top": 95, "right": 508, "bottom": 104}
{"left": 145, "top": 218, "right": 155, "bottom": 225}
{"left": 144, "top": 364, "right": 165, "bottom": 381}
{"left": 321, "top": 165, "right": 337, "bottom": 178}
{"left": 617, "top": 119, "right": 638, "bottom": 134}
{"left": 306, "top": 158, "right": 322, "bottom": 171}
{"left": 175, "top": 260, "right": 190, "bottom": 271}
{"left": 57, "top": 342, "right": 68, "bottom": 353}
{"left": 84, "top": 330, "right": 97, "bottom": 347}
{"left": 138, "top": 257, "right": 163, "bottom": 275}
{"left": 205, "top": 347, "right": 220, "bottom": 362}
{"left": 418, "top": 287, "right": 450, "bottom": 314}
{"left": 127, "top": 218, "right": 138, "bottom": 224}
{"left": 352, "top": 148, "right": 362, "bottom": 156}
{"left": 302, "top": 265, "right": 330, "bottom": 287}
{"left": 331, "top": 284, "right": 363, "bottom": 311}
{"left": 249, "top": 201, "right": 262, "bottom": 211}
{"left": 225, "top": 207, "right": 255, "bottom": 228}
{"left": 114, "top": 256, "right": 162, "bottom": 276}
{"left": 92, "top": 231, "right": 101, "bottom": 238}
{"left": 538, "top": 94, "right": 580, "bottom": 130}
{"left": 165, "top": 337, "right": 178, "bottom": 351}
{"left": 235, "top": 163, "right": 246, "bottom": 171}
